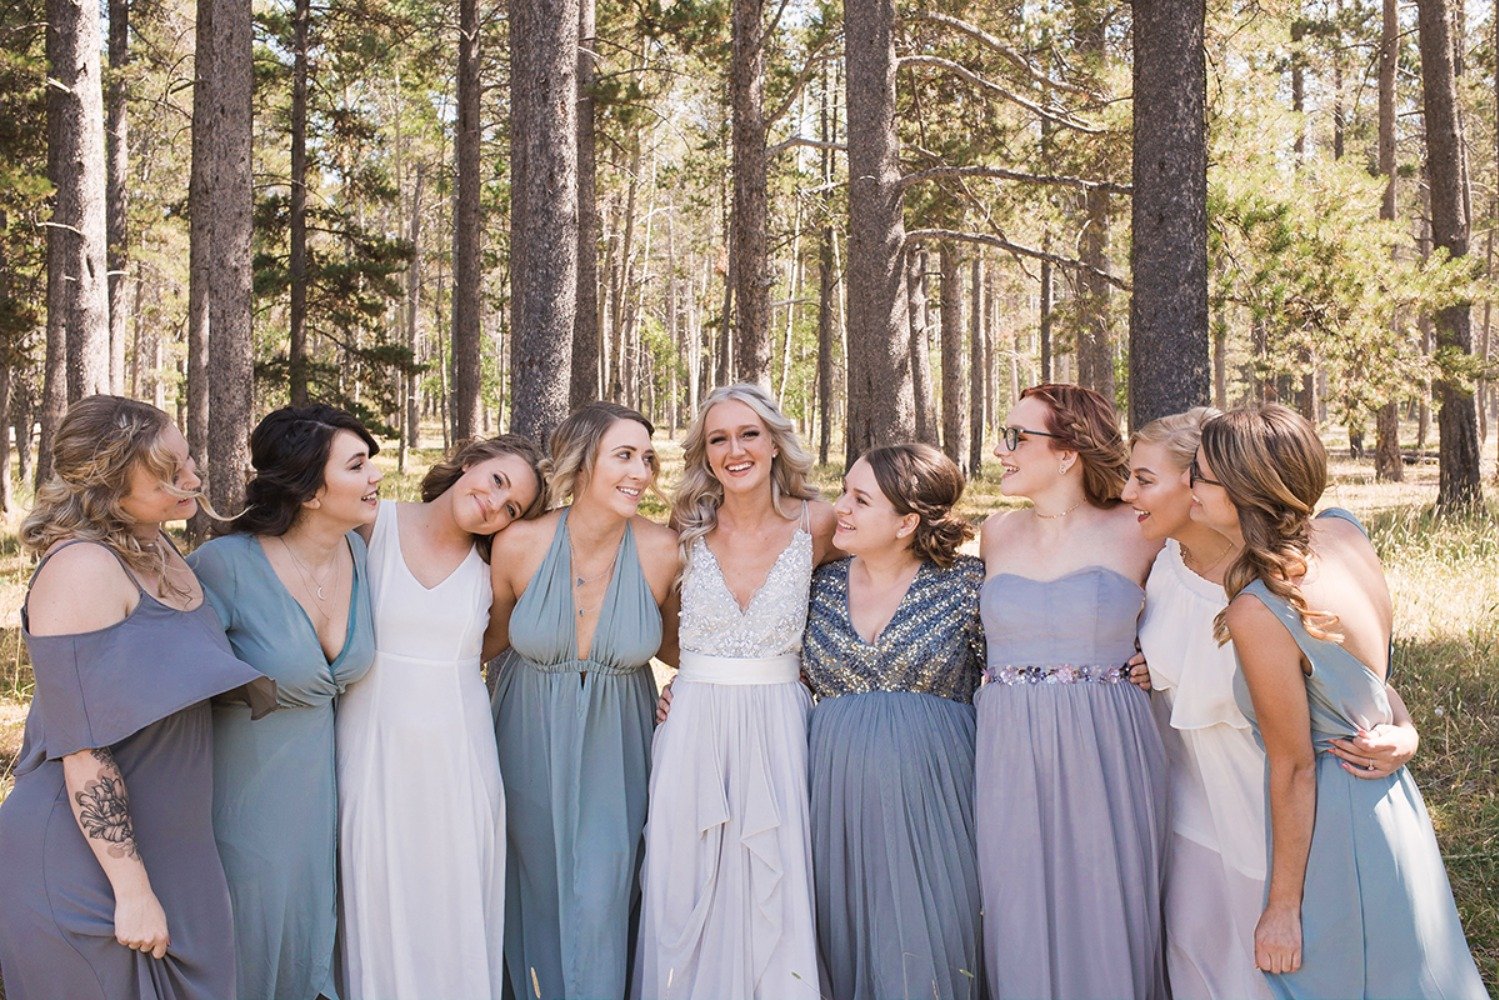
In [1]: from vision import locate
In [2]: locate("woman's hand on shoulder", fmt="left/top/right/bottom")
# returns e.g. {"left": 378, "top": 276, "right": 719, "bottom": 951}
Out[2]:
{"left": 28, "top": 543, "right": 138, "bottom": 636}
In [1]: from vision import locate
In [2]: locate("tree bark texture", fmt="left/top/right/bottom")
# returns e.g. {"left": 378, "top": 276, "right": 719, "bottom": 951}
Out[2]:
{"left": 908, "top": 247, "right": 937, "bottom": 445}
{"left": 939, "top": 245, "right": 968, "bottom": 470}
{"left": 731, "top": 0, "right": 771, "bottom": 385}
{"left": 843, "top": 0, "right": 914, "bottom": 463}
{"left": 1074, "top": 3, "right": 1114, "bottom": 402}
{"left": 288, "top": 0, "right": 310, "bottom": 405}
{"left": 571, "top": 0, "right": 601, "bottom": 407}
{"left": 508, "top": 0, "right": 579, "bottom": 444}
{"left": 1128, "top": 0, "right": 1210, "bottom": 428}
{"left": 402, "top": 165, "right": 424, "bottom": 472}
{"left": 1374, "top": 0, "right": 1403, "bottom": 481}
{"left": 969, "top": 256, "right": 986, "bottom": 476}
{"left": 1416, "top": 0, "right": 1482, "bottom": 507}
{"left": 106, "top": 0, "right": 129, "bottom": 395}
{"left": 47, "top": 0, "right": 113, "bottom": 405}
{"left": 451, "top": 0, "right": 483, "bottom": 442}
{"left": 184, "top": 0, "right": 213, "bottom": 532}
{"left": 207, "top": 0, "right": 254, "bottom": 515}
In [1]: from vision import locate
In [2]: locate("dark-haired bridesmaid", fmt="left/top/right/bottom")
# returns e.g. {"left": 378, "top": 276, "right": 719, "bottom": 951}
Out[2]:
{"left": 187, "top": 404, "right": 380, "bottom": 1000}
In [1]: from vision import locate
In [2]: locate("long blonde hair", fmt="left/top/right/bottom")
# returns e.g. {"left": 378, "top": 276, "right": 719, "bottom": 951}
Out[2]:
{"left": 22, "top": 395, "right": 205, "bottom": 597}
{"left": 1130, "top": 406, "right": 1223, "bottom": 470}
{"left": 673, "top": 384, "right": 818, "bottom": 566}
{"left": 1201, "top": 403, "right": 1342, "bottom": 644}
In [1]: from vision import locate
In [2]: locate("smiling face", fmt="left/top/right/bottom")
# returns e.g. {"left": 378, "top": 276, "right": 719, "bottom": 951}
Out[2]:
{"left": 993, "top": 395, "right": 1067, "bottom": 499}
{"left": 1121, "top": 439, "right": 1193, "bottom": 543}
{"left": 448, "top": 452, "right": 543, "bottom": 535}
{"left": 119, "top": 423, "right": 201, "bottom": 531}
{"left": 581, "top": 418, "right": 656, "bottom": 518}
{"left": 304, "top": 429, "right": 383, "bottom": 532}
{"left": 1187, "top": 450, "right": 1240, "bottom": 536}
{"left": 831, "top": 458, "right": 917, "bottom": 557}
{"left": 704, "top": 398, "right": 776, "bottom": 498}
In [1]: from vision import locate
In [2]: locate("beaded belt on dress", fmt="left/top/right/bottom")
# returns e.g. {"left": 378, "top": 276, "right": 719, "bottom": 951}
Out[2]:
{"left": 984, "top": 663, "right": 1131, "bottom": 686}
{"left": 676, "top": 650, "right": 801, "bottom": 685}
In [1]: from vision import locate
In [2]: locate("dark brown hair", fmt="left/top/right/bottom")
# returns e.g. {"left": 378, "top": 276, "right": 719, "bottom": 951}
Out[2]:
{"left": 228, "top": 404, "right": 379, "bottom": 537}
{"left": 863, "top": 443, "right": 974, "bottom": 568}
{"left": 1020, "top": 382, "right": 1128, "bottom": 507}
{"left": 421, "top": 434, "right": 550, "bottom": 559}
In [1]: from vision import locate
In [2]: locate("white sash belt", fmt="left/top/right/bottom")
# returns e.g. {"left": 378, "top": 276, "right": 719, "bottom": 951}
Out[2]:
{"left": 676, "top": 650, "right": 801, "bottom": 685}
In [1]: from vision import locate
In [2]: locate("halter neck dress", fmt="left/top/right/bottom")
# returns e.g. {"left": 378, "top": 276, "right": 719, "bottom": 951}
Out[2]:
{"left": 188, "top": 531, "right": 375, "bottom": 1000}
{"left": 0, "top": 539, "right": 274, "bottom": 1000}
{"left": 977, "top": 566, "right": 1170, "bottom": 1000}
{"left": 634, "top": 508, "right": 820, "bottom": 1000}
{"left": 492, "top": 508, "right": 662, "bottom": 1000}
{"left": 336, "top": 500, "right": 507, "bottom": 999}
{"left": 1231, "top": 508, "right": 1485, "bottom": 999}
{"left": 802, "top": 555, "right": 987, "bottom": 1000}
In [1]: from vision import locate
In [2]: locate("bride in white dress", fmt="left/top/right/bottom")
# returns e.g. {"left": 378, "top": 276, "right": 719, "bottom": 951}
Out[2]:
{"left": 635, "top": 384, "right": 837, "bottom": 1000}
{"left": 336, "top": 436, "right": 546, "bottom": 1000}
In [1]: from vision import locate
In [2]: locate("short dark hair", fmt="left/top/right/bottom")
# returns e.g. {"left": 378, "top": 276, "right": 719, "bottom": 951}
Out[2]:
{"left": 226, "top": 404, "right": 379, "bottom": 537}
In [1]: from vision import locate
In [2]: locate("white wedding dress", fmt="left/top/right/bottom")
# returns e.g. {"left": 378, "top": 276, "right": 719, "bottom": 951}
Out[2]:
{"left": 336, "top": 501, "right": 506, "bottom": 999}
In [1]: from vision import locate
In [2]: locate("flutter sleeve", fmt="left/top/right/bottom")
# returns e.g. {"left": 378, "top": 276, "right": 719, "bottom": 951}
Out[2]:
{"left": 185, "top": 535, "right": 241, "bottom": 633}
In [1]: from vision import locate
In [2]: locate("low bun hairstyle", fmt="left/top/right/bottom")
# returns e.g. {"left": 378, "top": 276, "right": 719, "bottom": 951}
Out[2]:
{"left": 863, "top": 443, "right": 974, "bottom": 568}
{"left": 228, "top": 404, "right": 379, "bottom": 537}
{"left": 1019, "top": 383, "right": 1129, "bottom": 507}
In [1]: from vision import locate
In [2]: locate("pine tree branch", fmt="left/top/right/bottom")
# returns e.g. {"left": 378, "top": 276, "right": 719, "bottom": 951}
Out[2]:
{"left": 901, "top": 164, "right": 1130, "bottom": 195}
{"left": 898, "top": 55, "right": 1102, "bottom": 133}
{"left": 766, "top": 35, "right": 838, "bottom": 126}
{"left": 769, "top": 136, "right": 846, "bottom": 155}
{"left": 906, "top": 228, "right": 1129, "bottom": 289}
{"left": 906, "top": 10, "right": 1097, "bottom": 100}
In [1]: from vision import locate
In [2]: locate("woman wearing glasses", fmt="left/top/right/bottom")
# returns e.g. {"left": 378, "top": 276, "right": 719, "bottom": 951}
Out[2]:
{"left": 1194, "top": 404, "right": 1483, "bottom": 998}
{"left": 976, "top": 383, "right": 1170, "bottom": 1000}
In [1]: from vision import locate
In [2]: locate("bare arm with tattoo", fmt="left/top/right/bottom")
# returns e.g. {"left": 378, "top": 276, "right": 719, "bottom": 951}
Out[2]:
{"left": 61, "top": 747, "right": 170, "bottom": 958}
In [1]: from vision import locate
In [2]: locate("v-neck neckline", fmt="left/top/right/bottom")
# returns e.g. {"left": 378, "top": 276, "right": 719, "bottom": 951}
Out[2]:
{"left": 561, "top": 509, "right": 632, "bottom": 662}
{"left": 253, "top": 533, "right": 359, "bottom": 668}
{"left": 389, "top": 502, "right": 478, "bottom": 593}
{"left": 845, "top": 558, "right": 927, "bottom": 647}
{"left": 699, "top": 525, "right": 807, "bottom": 616}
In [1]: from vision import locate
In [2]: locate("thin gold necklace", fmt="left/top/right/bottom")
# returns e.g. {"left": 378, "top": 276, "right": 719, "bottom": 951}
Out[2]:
{"left": 1033, "top": 500, "right": 1085, "bottom": 520}
{"left": 1181, "top": 538, "right": 1234, "bottom": 576}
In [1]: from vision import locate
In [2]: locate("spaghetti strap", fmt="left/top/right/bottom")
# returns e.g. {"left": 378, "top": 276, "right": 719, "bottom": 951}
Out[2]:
{"left": 800, "top": 499, "right": 811, "bottom": 532}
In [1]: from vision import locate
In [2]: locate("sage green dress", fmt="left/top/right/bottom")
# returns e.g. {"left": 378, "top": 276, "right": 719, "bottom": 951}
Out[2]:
{"left": 491, "top": 510, "right": 662, "bottom": 1000}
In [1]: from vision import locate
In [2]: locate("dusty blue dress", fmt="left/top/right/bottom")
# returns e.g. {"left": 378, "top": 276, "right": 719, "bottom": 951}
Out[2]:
{"left": 188, "top": 532, "right": 375, "bottom": 1000}
{"left": 491, "top": 510, "right": 662, "bottom": 1000}
{"left": 803, "top": 556, "right": 987, "bottom": 1000}
{"left": 1232, "top": 508, "right": 1485, "bottom": 999}
{"left": 0, "top": 539, "right": 274, "bottom": 1000}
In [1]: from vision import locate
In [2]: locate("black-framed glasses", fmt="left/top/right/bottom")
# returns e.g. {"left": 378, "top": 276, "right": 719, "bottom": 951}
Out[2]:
{"left": 1190, "top": 460, "right": 1223, "bottom": 488}
{"left": 998, "top": 426, "right": 1063, "bottom": 452}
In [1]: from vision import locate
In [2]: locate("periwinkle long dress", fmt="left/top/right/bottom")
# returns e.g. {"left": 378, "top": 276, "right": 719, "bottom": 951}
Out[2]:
{"left": 0, "top": 540, "right": 274, "bottom": 1000}
{"left": 634, "top": 517, "right": 820, "bottom": 1000}
{"left": 1231, "top": 509, "right": 1485, "bottom": 999}
{"left": 492, "top": 509, "right": 662, "bottom": 1000}
{"left": 803, "top": 555, "right": 986, "bottom": 1000}
{"left": 977, "top": 567, "right": 1170, "bottom": 1000}
{"left": 187, "top": 532, "right": 374, "bottom": 1000}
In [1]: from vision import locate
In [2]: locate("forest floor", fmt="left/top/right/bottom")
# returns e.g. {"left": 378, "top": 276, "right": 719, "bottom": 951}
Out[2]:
{"left": 0, "top": 435, "right": 1495, "bottom": 991}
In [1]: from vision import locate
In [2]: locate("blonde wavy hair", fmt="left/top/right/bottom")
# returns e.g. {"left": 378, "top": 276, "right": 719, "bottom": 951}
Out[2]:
{"left": 21, "top": 395, "right": 208, "bottom": 600}
{"left": 1201, "top": 403, "right": 1342, "bottom": 645}
{"left": 672, "top": 384, "right": 818, "bottom": 566}
{"left": 1020, "top": 383, "right": 1129, "bottom": 507}
{"left": 548, "top": 401, "right": 658, "bottom": 507}
{"left": 1130, "top": 406, "right": 1223, "bottom": 471}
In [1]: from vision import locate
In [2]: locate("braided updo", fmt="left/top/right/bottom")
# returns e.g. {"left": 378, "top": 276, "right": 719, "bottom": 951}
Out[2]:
{"left": 863, "top": 443, "right": 974, "bottom": 568}
{"left": 1019, "top": 383, "right": 1129, "bottom": 507}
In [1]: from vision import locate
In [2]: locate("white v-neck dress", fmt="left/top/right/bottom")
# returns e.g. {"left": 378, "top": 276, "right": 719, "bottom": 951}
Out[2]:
{"left": 335, "top": 501, "right": 507, "bottom": 999}
{"left": 633, "top": 520, "right": 822, "bottom": 1000}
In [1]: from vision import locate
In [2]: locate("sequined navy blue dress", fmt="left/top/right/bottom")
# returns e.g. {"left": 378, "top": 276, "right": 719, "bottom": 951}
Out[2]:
{"left": 803, "top": 556, "right": 986, "bottom": 1000}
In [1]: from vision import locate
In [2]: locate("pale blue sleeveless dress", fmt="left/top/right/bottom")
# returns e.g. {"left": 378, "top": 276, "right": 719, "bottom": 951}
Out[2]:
{"left": 492, "top": 509, "right": 662, "bottom": 1000}
{"left": 1231, "top": 508, "right": 1485, "bottom": 999}
{"left": 188, "top": 532, "right": 375, "bottom": 1000}
{"left": 977, "top": 567, "right": 1170, "bottom": 1000}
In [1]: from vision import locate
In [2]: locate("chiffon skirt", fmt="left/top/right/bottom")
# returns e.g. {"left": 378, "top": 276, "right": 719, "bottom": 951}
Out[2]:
{"left": 809, "top": 691, "right": 982, "bottom": 1000}
{"left": 635, "top": 654, "right": 820, "bottom": 1000}
{"left": 975, "top": 680, "right": 1170, "bottom": 1000}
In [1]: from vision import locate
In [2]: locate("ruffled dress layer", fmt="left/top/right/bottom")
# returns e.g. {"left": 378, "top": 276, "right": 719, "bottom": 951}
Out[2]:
{"left": 0, "top": 540, "right": 274, "bottom": 1000}
{"left": 803, "top": 556, "right": 986, "bottom": 1000}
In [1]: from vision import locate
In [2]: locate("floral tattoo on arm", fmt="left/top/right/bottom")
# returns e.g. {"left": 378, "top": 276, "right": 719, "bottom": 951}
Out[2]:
{"left": 75, "top": 748, "right": 141, "bottom": 861}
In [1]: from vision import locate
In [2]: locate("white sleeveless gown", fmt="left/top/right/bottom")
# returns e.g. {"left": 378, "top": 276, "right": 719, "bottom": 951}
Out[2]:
{"left": 336, "top": 501, "right": 507, "bottom": 999}
{"left": 634, "top": 521, "right": 823, "bottom": 1000}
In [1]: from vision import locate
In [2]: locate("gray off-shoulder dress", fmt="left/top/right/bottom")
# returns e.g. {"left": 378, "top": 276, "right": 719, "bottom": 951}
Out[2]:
{"left": 0, "top": 540, "right": 274, "bottom": 1000}
{"left": 188, "top": 532, "right": 375, "bottom": 1000}
{"left": 1232, "top": 508, "right": 1485, "bottom": 999}
{"left": 977, "top": 567, "right": 1170, "bottom": 1000}
{"left": 491, "top": 509, "right": 662, "bottom": 1000}
{"left": 802, "top": 556, "right": 987, "bottom": 1000}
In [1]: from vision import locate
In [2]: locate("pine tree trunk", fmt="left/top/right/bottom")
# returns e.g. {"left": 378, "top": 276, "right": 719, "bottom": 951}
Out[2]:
{"left": 1074, "top": 3, "right": 1114, "bottom": 401}
{"left": 939, "top": 245, "right": 967, "bottom": 469}
{"left": 106, "top": 0, "right": 129, "bottom": 396}
{"left": 908, "top": 247, "right": 937, "bottom": 445}
{"left": 1039, "top": 256, "right": 1052, "bottom": 382}
{"left": 571, "top": 0, "right": 600, "bottom": 407}
{"left": 207, "top": 0, "right": 254, "bottom": 515}
{"left": 451, "top": 0, "right": 482, "bottom": 441}
{"left": 968, "top": 256, "right": 985, "bottom": 476}
{"left": 184, "top": 0, "right": 213, "bottom": 534}
{"left": 401, "top": 165, "right": 423, "bottom": 473}
{"left": 817, "top": 76, "right": 835, "bottom": 464}
{"left": 844, "top": 0, "right": 914, "bottom": 462}
{"left": 288, "top": 0, "right": 310, "bottom": 405}
{"left": 1374, "top": 0, "right": 1404, "bottom": 481}
{"left": 730, "top": 0, "right": 770, "bottom": 385}
{"left": 1128, "top": 0, "right": 1210, "bottom": 427}
{"left": 1416, "top": 0, "right": 1482, "bottom": 507}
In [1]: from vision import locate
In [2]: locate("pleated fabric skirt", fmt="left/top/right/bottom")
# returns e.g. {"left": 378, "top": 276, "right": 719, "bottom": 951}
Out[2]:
{"left": 809, "top": 690, "right": 982, "bottom": 1000}
{"left": 635, "top": 653, "right": 821, "bottom": 1000}
{"left": 975, "top": 680, "right": 1170, "bottom": 1000}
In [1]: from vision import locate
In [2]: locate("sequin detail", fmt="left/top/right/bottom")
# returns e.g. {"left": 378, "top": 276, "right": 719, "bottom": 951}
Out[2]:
{"left": 678, "top": 528, "right": 813, "bottom": 659}
{"left": 984, "top": 663, "right": 1131, "bottom": 686}
{"left": 802, "top": 556, "right": 987, "bottom": 704}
